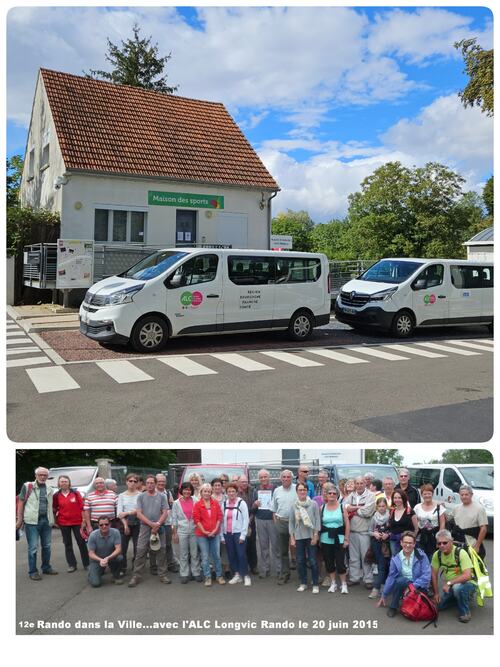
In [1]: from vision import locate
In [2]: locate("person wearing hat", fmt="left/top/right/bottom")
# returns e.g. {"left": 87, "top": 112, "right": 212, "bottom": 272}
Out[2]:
{"left": 128, "top": 475, "right": 170, "bottom": 587}
{"left": 87, "top": 515, "right": 124, "bottom": 587}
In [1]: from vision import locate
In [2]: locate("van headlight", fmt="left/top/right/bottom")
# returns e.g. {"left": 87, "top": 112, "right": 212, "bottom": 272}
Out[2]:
{"left": 104, "top": 284, "right": 144, "bottom": 305}
{"left": 478, "top": 497, "right": 494, "bottom": 511}
{"left": 369, "top": 287, "right": 398, "bottom": 302}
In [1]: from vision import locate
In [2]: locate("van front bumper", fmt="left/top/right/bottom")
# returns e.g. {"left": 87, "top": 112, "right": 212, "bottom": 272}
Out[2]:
{"left": 79, "top": 320, "right": 129, "bottom": 345}
{"left": 334, "top": 303, "right": 394, "bottom": 330}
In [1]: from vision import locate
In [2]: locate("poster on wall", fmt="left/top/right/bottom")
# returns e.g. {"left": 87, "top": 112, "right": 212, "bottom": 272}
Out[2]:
{"left": 56, "top": 239, "right": 94, "bottom": 289}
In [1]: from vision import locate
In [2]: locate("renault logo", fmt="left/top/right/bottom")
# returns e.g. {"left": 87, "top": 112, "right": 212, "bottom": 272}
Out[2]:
{"left": 350, "top": 291, "right": 356, "bottom": 300}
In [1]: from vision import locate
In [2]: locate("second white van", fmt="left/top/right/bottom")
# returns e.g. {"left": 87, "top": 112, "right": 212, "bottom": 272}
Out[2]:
{"left": 335, "top": 257, "right": 493, "bottom": 337}
{"left": 79, "top": 248, "right": 331, "bottom": 352}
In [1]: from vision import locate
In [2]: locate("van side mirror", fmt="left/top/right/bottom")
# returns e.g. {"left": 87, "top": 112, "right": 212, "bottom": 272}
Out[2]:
{"left": 413, "top": 278, "right": 426, "bottom": 290}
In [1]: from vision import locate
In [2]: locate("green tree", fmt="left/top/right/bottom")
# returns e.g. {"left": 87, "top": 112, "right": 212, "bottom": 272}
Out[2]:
{"left": 309, "top": 219, "right": 353, "bottom": 260}
{"left": 439, "top": 449, "right": 493, "bottom": 464}
{"left": 271, "top": 209, "right": 315, "bottom": 252}
{"left": 347, "top": 161, "right": 476, "bottom": 259}
{"left": 364, "top": 450, "right": 404, "bottom": 467}
{"left": 455, "top": 38, "right": 493, "bottom": 117}
{"left": 7, "top": 206, "right": 60, "bottom": 257}
{"left": 7, "top": 154, "right": 23, "bottom": 208}
{"left": 483, "top": 176, "right": 493, "bottom": 217}
{"left": 16, "top": 449, "right": 177, "bottom": 492}
{"left": 85, "top": 23, "right": 178, "bottom": 94}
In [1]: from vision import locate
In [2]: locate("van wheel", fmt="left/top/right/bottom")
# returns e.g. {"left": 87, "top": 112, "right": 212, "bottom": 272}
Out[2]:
{"left": 391, "top": 310, "right": 415, "bottom": 338}
{"left": 288, "top": 310, "right": 314, "bottom": 341}
{"left": 131, "top": 316, "right": 168, "bottom": 353}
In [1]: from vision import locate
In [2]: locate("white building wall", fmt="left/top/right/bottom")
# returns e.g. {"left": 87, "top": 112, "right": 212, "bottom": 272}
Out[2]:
{"left": 20, "top": 75, "right": 65, "bottom": 213}
{"left": 466, "top": 246, "right": 494, "bottom": 261}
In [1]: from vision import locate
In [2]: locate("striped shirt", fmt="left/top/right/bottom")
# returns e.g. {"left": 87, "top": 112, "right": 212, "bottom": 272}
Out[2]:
{"left": 84, "top": 489, "right": 117, "bottom": 521}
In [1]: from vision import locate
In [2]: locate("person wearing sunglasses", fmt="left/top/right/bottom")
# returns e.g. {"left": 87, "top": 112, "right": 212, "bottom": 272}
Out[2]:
{"left": 377, "top": 531, "right": 431, "bottom": 617}
{"left": 395, "top": 469, "right": 419, "bottom": 509}
{"left": 431, "top": 529, "right": 475, "bottom": 623}
{"left": 87, "top": 515, "right": 124, "bottom": 587}
{"left": 319, "top": 483, "right": 350, "bottom": 594}
{"left": 117, "top": 474, "right": 141, "bottom": 575}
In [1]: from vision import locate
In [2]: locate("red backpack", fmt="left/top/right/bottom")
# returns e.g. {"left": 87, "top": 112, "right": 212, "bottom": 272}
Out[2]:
{"left": 400, "top": 584, "right": 438, "bottom": 627}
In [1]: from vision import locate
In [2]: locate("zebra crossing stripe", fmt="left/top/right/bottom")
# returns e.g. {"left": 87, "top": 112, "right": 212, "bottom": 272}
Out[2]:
{"left": 416, "top": 342, "right": 480, "bottom": 356}
{"left": 307, "top": 348, "right": 370, "bottom": 364}
{"left": 96, "top": 360, "right": 154, "bottom": 383}
{"left": 159, "top": 356, "right": 218, "bottom": 376}
{"left": 7, "top": 337, "right": 31, "bottom": 345}
{"left": 260, "top": 350, "right": 324, "bottom": 367}
{"left": 7, "top": 356, "right": 50, "bottom": 368}
{"left": 7, "top": 347, "right": 40, "bottom": 355}
{"left": 26, "top": 366, "right": 80, "bottom": 393}
{"left": 478, "top": 339, "right": 494, "bottom": 345}
{"left": 443, "top": 340, "right": 494, "bottom": 353}
{"left": 6, "top": 331, "right": 28, "bottom": 337}
{"left": 382, "top": 344, "right": 446, "bottom": 358}
{"left": 210, "top": 353, "right": 274, "bottom": 371}
{"left": 347, "top": 346, "right": 409, "bottom": 361}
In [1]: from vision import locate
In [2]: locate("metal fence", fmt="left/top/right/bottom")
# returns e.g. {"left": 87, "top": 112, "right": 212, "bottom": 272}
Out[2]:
{"left": 328, "top": 259, "right": 376, "bottom": 295}
{"left": 22, "top": 243, "right": 58, "bottom": 289}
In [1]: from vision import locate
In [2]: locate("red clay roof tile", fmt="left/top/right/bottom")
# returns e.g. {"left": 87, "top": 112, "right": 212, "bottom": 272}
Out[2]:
{"left": 40, "top": 68, "right": 279, "bottom": 190}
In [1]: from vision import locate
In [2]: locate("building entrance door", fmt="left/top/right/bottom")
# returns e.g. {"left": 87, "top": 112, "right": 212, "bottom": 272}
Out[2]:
{"left": 176, "top": 210, "right": 197, "bottom": 246}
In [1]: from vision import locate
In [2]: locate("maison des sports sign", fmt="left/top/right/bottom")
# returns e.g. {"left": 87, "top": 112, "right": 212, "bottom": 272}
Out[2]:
{"left": 148, "top": 191, "right": 224, "bottom": 209}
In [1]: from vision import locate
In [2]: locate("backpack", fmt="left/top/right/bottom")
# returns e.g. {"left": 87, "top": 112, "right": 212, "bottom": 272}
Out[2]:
{"left": 400, "top": 584, "right": 438, "bottom": 627}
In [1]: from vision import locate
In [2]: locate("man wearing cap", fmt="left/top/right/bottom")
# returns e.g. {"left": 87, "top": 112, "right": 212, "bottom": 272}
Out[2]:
{"left": 128, "top": 475, "right": 170, "bottom": 587}
{"left": 87, "top": 515, "right": 124, "bottom": 587}
{"left": 16, "top": 466, "right": 58, "bottom": 581}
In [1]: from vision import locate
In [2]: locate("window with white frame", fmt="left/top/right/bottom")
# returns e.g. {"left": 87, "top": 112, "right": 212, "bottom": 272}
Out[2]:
{"left": 94, "top": 208, "right": 147, "bottom": 243}
{"left": 40, "top": 129, "right": 50, "bottom": 170}
{"left": 28, "top": 148, "right": 35, "bottom": 180}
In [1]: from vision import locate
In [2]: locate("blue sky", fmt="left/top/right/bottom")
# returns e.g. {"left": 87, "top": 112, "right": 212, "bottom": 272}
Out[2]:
{"left": 6, "top": 4, "right": 493, "bottom": 222}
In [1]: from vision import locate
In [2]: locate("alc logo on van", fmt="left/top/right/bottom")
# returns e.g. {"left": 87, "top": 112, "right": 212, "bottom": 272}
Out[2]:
{"left": 180, "top": 291, "right": 203, "bottom": 308}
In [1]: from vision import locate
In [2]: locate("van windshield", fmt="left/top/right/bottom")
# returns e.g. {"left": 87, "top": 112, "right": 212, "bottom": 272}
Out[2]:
{"left": 358, "top": 260, "right": 423, "bottom": 284}
{"left": 47, "top": 467, "right": 97, "bottom": 489}
{"left": 120, "top": 251, "right": 188, "bottom": 281}
{"left": 458, "top": 466, "right": 494, "bottom": 490}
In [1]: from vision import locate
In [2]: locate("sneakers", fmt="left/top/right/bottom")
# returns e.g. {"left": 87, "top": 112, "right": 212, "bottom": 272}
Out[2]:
{"left": 29, "top": 573, "right": 42, "bottom": 581}
{"left": 244, "top": 576, "right": 252, "bottom": 587}
{"left": 43, "top": 570, "right": 58, "bottom": 575}
{"left": 364, "top": 582, "right": 374, "bottom": 590}
{"left": 229, "top": 574, "right": 242, "bottom": 585}
{"left": 459, "top": 613, "right": 472, "bottom": 623}
{"left": 368, "top": 588, "right": 379, "bottom": 599}
{"left": 217, "top": 576, "right": 226, "bottom": 585}
{"left": 67, "top": 566, "right": 77, "bottom": 573}
{"left": 112, "top": 577, "right": 124, "bottom": 585}
{"left": 128, "top": 576, "right": 140, "bottom": 588}
{"left": 322, "top": 576, "right": 331, "bottom": 587}
{"left": 312, "top": 586, "right": 320, "bottom": 594}
{"left": 297, "top": 584, "right": 307, "bottom": 592}
{"left": 195, "top": 575, "right": 204, "bottom": 583}
{"left": 159, "top": 575, "right": 171, "bottom": 584}
{"left": 328, "top": 582, "right": 338, "bottom": 593}
{"left": 341, "top": 583, "right": 349, "bottom": 594}
{"left": 205, "top": 577, "right": 212, "bottom": 587}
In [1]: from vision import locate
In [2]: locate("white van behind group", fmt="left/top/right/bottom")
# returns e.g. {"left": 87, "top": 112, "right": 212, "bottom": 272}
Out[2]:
{"left": 80, "top": 248, "right": 331, "bottom": 352}
{"left": 407, "top": 463, "right": 494, "bottom": 532}
{"left": 335, "top": 258, "right": 493, "bottom": 337}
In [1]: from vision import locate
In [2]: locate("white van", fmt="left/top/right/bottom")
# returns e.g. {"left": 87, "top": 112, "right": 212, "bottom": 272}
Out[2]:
{"left": 335, "top": 258, "right": 493, "bottom": 337}
{"left": 80, "top": 248, "right": 331, "bottom": 352}
{"left": 407, "top": 463, "right": 494, "bottom": 532}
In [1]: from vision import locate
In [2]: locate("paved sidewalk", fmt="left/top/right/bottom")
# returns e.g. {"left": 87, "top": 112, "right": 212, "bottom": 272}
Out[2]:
{"left": 7, "top": 304, "right": 79, "bottom": 333}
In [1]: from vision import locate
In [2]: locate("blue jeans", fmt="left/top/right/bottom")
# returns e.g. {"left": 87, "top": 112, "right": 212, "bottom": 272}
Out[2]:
{"left": 197, "top": 535, "right": 222, "bottom": 578}
{"left": 438, "top": 582, "right": 476, "bottom": 616}
{"left": 88, "top": 555, "right": 124, "bottom": 587}
{"left": 387, "top": 575, "right": 412, "bottom": 609}
{"left": 390, "top": 537, "right": 401, "bottom": 556}
{"left": 25, "top": 517, "right": 53, "bottom": 576}
{"left": 224, "top": 532, "right": 248, "bottom": 577}
{"left": 295, "top": 538, "right": 319, "bottom": 586}
{"left": 371, "top": 538, "right": 390, "bottom": 591}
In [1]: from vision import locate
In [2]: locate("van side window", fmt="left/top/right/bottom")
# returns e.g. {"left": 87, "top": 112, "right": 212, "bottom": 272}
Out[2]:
{"left": 165, "top": 254, "right": 219, "bottom": 289}
{"left": 412, "top": 264, "right": 444, "bottom": 289}
{"left": 228, "top": 256, "right": 275, "bottom": 285}
{"left": 450, "top": 265, "right": 485, "bottom": 289}
{"left": 275, "top": 258, "right": 321, "bottom": 283}
{"left": 443, "top": 467, "right": 462, "bottom": 492}
{"left": 409, "top": 468, "right": 440, "bottom": 488}
{"left": 482, "top": 266, "right": 494, "bottom": 288}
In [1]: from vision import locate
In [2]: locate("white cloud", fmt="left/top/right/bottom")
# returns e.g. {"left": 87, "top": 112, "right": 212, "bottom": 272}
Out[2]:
{"left": 261, "top": 96, "right": 492, "bottom": 223}
{"left": 367, "top": 7, "right": 493, "bottom": 64}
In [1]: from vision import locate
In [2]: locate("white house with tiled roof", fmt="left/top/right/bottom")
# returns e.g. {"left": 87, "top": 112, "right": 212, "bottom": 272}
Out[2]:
{"left": 21, "top": 68, "right": 280, "bottom": 250}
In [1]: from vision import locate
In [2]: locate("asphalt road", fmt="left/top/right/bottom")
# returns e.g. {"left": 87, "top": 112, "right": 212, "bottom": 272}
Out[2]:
{"left": 7, "top": 323, "right": 493, "bottom": 442}
{"left": 16, "top": 531, "right": 493, "bottom": 635}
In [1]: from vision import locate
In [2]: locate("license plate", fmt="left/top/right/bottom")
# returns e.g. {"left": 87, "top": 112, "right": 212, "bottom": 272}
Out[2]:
{"left": 343, "top": 306, "right": 357, "bottom": 315}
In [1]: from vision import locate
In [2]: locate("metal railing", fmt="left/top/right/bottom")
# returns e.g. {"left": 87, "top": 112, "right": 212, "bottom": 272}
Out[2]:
{"left": 328, "top": 259, "right": 376, "bottom": 296}
{"left": 22, "top": 243, "right": 58, "bottom": 289}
